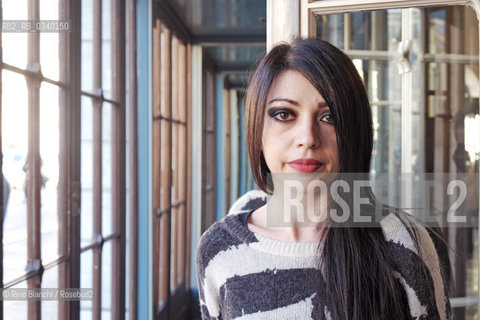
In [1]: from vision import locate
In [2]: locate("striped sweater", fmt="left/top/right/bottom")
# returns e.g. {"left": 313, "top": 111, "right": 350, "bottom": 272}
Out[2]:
{"left": 196, "top": 190, "right": 451, "bottom": 319}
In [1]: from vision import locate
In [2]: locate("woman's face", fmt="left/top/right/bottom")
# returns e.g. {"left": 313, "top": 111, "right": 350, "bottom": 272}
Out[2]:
{"left": 262, "top": 70, "right": 340, "bottom": 175}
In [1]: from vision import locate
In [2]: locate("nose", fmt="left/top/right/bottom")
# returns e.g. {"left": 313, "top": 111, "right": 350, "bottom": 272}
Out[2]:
{"left": 294, "top": 117, "right": 319, "bottom": 149}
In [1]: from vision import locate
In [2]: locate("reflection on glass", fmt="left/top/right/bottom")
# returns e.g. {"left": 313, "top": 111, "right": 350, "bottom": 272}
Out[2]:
{"left": 102, "top": 240, "right": 112, "bottom": 318}
{"left": 80, "top": 250, "right": 93, "bottom": 319}
{"left": 1, "top": 0, "right": 28, "bottom": 69}
{"left": 40, "top": 82, "right": 60, "bottom": 265}
{"left": 3, "top": 282, "right": 28, "bottom": 320}
{"left": 2, "top": 70, "right": 29, "bottom": 284}
{"left": 41, "top": 265, "right": 59, "bottom": 319}
{"left": 81, "top": 0, "right": 94, "bottom": 92}
{"left": 102, "top": 104, "right": 112, "bottom": 237}
{"left": 81, "top": 96, "right": 94, "bottom": 247}
{"left": 102, "top": 0, "right": 112, "bottom": 98}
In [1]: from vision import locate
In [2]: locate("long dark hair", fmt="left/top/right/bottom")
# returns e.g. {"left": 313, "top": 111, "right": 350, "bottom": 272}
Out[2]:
{"left": 245, "top": 38, "right": 410, "bottom": 319}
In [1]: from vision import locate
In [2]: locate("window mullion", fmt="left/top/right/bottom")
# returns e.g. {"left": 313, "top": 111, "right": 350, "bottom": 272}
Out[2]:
{"left": 91, "top": 0, "right": 103, "bottom": 319}
{"left": 177, "top": 40, "right": 187, "bottom": 289}
{"left": 127, "top": 0, "right": 139, "bottom": 318}
{"left": 26, "top": 0, "right": 42, "bottom": 318}
{"left": 58, "top": 0, "right": 72, "bottom": 318}
{"left": 171, "top": 36, "right": 179, "bottom": 294}
{"left": 110, "top": 0, "right": 127, "bottom": 318}
{"left": 158, "top": 25, "right": 172, "bottom": 315}
{"left": 68, "top": 0, "right": 82, "bottom": 318}
{"left": 152, "top": 18, "right": 162, "bottom": 314}
{"left": 185, "top": 43, "right": 192, "bottom": 290}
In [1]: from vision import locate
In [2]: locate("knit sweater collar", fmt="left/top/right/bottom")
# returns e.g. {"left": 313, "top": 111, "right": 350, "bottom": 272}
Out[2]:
{"left": 224, "top": 190, "right": 322, "bottom": 257}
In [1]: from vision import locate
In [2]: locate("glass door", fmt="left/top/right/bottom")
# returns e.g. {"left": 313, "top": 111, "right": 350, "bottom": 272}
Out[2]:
{"left": 304, "top": 2, "right": 480, "bottom": 319}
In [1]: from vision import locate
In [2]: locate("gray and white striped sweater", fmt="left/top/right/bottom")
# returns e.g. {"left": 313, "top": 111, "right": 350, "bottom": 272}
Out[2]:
{"left": 196, "top": 190, "right": 451, "bottom": 319}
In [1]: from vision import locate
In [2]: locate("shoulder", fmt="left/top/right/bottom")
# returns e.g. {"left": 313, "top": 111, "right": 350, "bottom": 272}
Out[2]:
{"left": 196, "top": 215, "right": 241, "bottom": 268}
{"left": 196, "top": 190, "right": 265, "bottom": 272}
{"left": 227, "top": 189, "right": 268, "bottom": 215}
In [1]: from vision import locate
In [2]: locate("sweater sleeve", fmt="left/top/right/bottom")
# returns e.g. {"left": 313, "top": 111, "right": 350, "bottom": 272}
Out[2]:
{"left": 381, "top": 213, "right": 451, "bottom": 320}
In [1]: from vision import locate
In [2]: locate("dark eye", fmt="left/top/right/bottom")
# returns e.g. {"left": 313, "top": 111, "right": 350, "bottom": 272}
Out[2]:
{"left": 275, "top": 111, "right": 293, "bottom": 121}
{"left": 319, "top": 112, "right": 334, "bottom": 124}
{"left": 268, "top": 108, "right": 295, "bottom": 122}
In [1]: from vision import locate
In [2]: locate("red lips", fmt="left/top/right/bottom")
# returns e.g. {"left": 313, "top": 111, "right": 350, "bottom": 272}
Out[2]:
{"left": 287, "top": 158, "right": 323, "bottom": 173}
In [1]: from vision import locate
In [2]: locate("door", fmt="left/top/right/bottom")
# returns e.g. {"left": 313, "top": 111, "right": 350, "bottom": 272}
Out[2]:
{"left": 301, "top": 1, "right": 479, "bottom": 318}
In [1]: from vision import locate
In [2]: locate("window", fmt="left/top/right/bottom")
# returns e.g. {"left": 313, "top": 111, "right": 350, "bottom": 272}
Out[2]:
{"left": 151, "top": 14, "right": 191, "bottom": 318}
{"left": 1, "top": 0, "right": 137, "bottom": 318}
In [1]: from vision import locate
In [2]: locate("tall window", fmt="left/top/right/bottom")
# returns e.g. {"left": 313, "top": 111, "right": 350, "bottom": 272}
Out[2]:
{"left": 1, "top": 0, "right": 137, "bottom": 319}
{"left": 1, "top": 0, "right": 70, "bottom": 318}
{"left": 151, "top": 13, "right": 192, "bottom": 318}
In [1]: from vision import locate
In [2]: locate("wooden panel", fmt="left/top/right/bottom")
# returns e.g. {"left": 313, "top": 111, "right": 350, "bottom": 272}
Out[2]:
{"left": 185, "top": 43, "right": 193, "bottom": 288}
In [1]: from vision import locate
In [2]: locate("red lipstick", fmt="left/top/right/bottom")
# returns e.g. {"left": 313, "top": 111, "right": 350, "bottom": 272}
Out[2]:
{"left": 287, "top": 158, "right": 323, "bottom": 173}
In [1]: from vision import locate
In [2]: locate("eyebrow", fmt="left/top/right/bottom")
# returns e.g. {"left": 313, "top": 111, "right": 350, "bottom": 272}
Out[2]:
{"left": 267, "top": 98, "right": 299, "bottom": 106}
{"left": 267, "top": 98, "right": 328, "bottom": 108}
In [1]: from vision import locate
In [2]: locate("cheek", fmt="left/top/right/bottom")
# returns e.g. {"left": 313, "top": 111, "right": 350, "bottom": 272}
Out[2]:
{"left": 320, "top": 127, "right": 339, "bottom": 161}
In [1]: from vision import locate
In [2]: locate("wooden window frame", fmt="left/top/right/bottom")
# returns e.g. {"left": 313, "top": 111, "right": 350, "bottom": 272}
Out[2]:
{"left": 78, "top": 0, "right": 126, "bottom": 319}
{"left": 151, "top": 14, "right": 191, "bottom": 318}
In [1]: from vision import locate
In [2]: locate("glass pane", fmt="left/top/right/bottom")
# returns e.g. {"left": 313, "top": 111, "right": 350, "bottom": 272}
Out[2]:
{"left": 40, "top": 0, "right": 60, "bottom": 81}
{"left": 2, "top": 70, "right": 28, "bottom": 283}
{"left": 40, "top": 0, "right": 58, "bottom": 19}
{"left": 40, "top": 82, "right": 59, "bottom": 264}
{"left": 41, "top": 265, "right": 58, "bottom": 319}
{"left": 102, "top": 103, "right": 112, "bottom": 236}
{"left": 3, "top": 282, "right": 28, "bottom": 320}
{"left": 80, "top": 250, "right": 93, "bottom": 319}
{"left": 102, "top": 0, "right": 112, "bottom": 98}
{"left": 81, "top": 0, "right": 94, "bottom": 92}
{"left": 1, "top": 0, "right": 28, "bottom": 70}
{"left": 102, "top": 240, "right": 112, "bottom": 318}
{"left": 315, "top": 13, "right": 344, "bottom": 49}
{"left": 40, "top": 33, "right": 60, "bottom": 82}
{"left": 81, "top": 96, "right": 94, "bottom": 247}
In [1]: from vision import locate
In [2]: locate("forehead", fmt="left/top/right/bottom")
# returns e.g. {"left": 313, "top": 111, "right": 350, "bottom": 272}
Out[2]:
{"left": 266, "top": 70, "right": 324, "bottom": 104}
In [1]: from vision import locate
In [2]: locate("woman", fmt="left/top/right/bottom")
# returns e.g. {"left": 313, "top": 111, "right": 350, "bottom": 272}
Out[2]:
{"left": 196, "top": 38, "right": 450, "bottom": 320}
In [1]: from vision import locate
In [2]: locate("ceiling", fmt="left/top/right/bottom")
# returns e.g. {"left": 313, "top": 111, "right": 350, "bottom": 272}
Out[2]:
{"left": 155, "top": 0, "right": 267, "bottom": 89}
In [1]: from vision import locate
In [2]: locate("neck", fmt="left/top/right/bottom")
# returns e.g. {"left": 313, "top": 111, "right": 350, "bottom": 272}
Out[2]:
{"left": 267, "top": 186, "right": 329, "bottom": 229}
